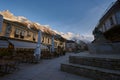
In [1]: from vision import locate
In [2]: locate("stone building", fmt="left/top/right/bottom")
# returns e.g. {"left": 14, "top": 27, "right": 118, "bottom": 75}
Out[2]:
{"left": 89, "top": 0, "right": 120, "bottom": 54}
{"left": 94, "top": 0, "right": 120, "bottom": 42}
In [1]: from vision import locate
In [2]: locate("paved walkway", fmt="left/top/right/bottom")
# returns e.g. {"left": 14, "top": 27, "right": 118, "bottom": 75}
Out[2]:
{"left": 0, "top": 53, "right": 92, "bottom": 80}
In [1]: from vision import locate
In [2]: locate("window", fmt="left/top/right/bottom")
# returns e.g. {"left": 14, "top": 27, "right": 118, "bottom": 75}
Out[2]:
{"left": 15, "top": 29, "right": 20, "bottom": 35}
{"left": 27, "top": 31, "right": 31, "bottom": 37}
{"left": 33, "top": 33, "right": 36, "bottom": 41}
{"left": 103, "top": 23, "right": 107, "bottom": 32}
{"left": 110, "top": 17, "right": 114, "bottom": 25}
{"left": 14, "top": 28, "right": 20, "bottom": 38}
{"left": 42, "top": 37, "right": 44, "bottom": 43}
{"left": 6, "top": 23, "right": 11, "bottom": 34}
{"left": 55, "top": 42, "right": 57, "bottom": 47}
{"left": 116, "top": 10, "right": 120, "bottom": 24}
{"left": 20, "top": 30, "right": 25, "bottom": 39}
{"left": 48, "top": 38, "right": 49, "bottom": 43}
{"left": 21, "top": 31, "right": 25, "bottom": 36}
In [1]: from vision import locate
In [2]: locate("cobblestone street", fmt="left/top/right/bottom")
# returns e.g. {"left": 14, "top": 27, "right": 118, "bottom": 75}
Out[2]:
{"left": 0, "top": 53, "right": 92, "bottom": 80}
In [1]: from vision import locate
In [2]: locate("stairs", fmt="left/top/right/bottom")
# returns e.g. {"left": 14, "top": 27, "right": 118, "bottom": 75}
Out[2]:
{"left": 61, "top": 55, "right": 120, "bottom": 80}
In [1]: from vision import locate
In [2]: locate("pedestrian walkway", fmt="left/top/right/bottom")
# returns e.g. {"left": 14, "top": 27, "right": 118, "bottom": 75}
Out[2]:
{"left": 0, "top": 53, "right": 92, "bottom": 80}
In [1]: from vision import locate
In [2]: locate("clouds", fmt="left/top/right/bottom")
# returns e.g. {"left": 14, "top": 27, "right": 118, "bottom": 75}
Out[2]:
{"left": 61, "top": 32, "right": 94, "bottom": 42}
{"left": 61, "top": 32, "right": 74, "bottom": 40}
{"left": 52, "top": 29, "right": 94, "bottom": 42}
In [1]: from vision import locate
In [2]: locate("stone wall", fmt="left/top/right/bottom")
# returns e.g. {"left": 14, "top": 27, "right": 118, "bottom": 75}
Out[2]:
{"left": 69, "top": 56, "right": 120, "bottom": 70}
{"left": 61, "top": 63, "right": 120, "bottom": 80}
{"left": 88, "top": 42, "right": 120, "bottom": 54}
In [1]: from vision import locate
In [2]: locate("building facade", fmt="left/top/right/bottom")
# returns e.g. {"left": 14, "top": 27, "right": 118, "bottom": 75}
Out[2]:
{"left": 90, "top": 0, "right": 120, "bottom": 54}
{"left": 54, "top": 34, "right": 66, "bottom": 55}
{"left": 94, "top": 0, "right": 120, "bottom": 42}
{"left": 0, "top": 11, "right": 66, "bottom": 58}
{"left": 66, "top": 40, "right": 76, "bottom": 52}
{"left": 0, "top": 19, "right": 38, "bottom": 42}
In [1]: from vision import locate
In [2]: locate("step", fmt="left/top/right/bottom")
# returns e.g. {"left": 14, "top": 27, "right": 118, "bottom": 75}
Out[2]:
{"left": 69, "top": 56, "right": 120, "bottom": 70}
{"left": 61, "top": 63, "right": 120, "bottom": 80}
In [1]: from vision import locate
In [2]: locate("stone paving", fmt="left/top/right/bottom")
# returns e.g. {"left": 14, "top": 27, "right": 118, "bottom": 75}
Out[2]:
{"left": 0, "top": 53, "right": 92, "bottom": 80}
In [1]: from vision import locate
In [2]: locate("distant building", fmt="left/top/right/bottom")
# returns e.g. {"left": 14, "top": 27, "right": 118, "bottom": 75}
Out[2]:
{"left": 66, "top": 40, "right": 76, "bottom": 52}
{"left": 93, "top": 0, "right": 120, "bottom": 42}
{"left": 77, "top": 40, "right": 88, "bottom": 51}
{"left": 54, "top": 34, "right": 66, "bottom": 55}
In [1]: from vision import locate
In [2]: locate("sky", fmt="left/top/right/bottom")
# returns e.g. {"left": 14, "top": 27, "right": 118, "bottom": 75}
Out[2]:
{"left": 0, "top": 0, "right": 116, "bottom": 41}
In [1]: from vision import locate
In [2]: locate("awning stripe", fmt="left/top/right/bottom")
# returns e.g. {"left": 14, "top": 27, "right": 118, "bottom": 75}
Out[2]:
{"left": 8, "top": 39, "right": 36, "bottom": 49}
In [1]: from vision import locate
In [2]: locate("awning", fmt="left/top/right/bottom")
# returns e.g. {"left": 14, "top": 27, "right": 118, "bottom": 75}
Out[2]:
{"left": 8, "top": 39, "right": 50, "bottom": 49}
{"left": 8, "top": 39, "right": 37, "bottom": 49}
{"left": 0, "top": 40, "right": 9, "bottom": 48}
